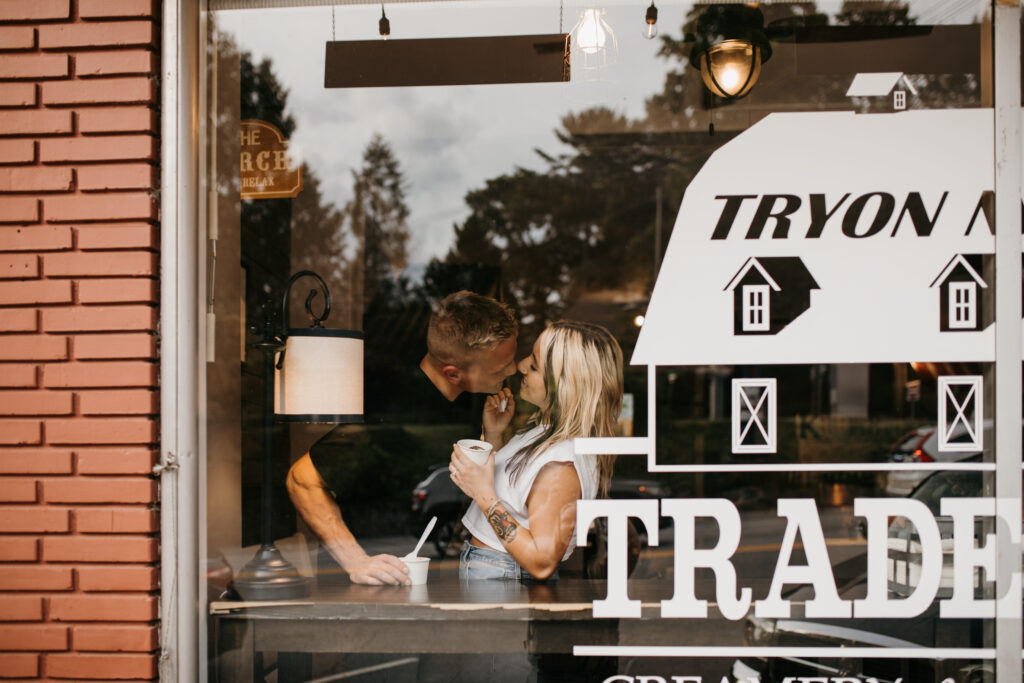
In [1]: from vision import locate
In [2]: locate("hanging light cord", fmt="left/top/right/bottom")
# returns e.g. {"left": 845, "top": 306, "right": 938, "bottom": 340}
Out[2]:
{"left": 331, "top": 5, "right": 335, "bottom": 40}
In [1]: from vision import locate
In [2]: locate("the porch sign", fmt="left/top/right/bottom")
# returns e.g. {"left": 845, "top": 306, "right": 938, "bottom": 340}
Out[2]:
{"left": 240, "top": 119, "right": 303, "bottom": 199}
{"left": 633, "top": 109, "right": 995, "bottom": 366}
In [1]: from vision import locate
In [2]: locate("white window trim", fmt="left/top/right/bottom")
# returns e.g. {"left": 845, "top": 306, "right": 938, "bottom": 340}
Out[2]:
{"left": 741, "top": 284, "right": 770, "bottom": 332}
{"left": 948, "top": 281, "right": 977, "bottom": 328}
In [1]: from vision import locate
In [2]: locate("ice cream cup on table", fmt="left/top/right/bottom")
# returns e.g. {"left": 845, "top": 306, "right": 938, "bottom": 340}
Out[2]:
{"left": 456, "top": 439, "right": 493, "bottom": 466}
{"left": 403, "top": 557, "right": 430, "bottom": 585}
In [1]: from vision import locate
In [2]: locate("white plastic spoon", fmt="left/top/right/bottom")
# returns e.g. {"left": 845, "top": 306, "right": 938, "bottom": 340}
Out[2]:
{"left": 406, "top": 515, "right": 437, "bottom": 559}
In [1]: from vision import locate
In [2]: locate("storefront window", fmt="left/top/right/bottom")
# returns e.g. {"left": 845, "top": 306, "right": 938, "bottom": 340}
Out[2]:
{"left": 202, "top": 2, "right": 1009, "bottom": 681}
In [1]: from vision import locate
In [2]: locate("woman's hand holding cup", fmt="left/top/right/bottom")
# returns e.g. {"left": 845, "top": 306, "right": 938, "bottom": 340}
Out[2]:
{"left": 450, "top": 440, "right": 494, "bottom": 504}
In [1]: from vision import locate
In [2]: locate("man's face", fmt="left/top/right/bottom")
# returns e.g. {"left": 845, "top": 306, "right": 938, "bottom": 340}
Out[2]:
{"left": 459, "top": 337, "right": 518, "bottom": 394}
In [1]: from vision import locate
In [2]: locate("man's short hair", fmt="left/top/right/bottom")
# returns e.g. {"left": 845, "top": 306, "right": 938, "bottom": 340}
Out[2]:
{"left": 427, "top": 291, "right": 517, "bottom": 367}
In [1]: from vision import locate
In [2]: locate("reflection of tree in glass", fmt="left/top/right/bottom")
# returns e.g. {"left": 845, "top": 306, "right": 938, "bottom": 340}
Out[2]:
{"left": 346, "top": 134, "right": 411, "bottom": 313}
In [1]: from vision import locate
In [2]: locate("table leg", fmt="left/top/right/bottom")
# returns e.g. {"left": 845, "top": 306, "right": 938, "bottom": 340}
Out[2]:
{"left": 278, "top": 652, "right": 313, "bottom": 683}
{"left": 213, "top": 617, "right": 254, "bottom": 683}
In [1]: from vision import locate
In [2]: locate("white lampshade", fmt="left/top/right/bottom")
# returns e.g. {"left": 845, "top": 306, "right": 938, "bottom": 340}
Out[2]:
{"left": 274, "top": 329, "right": 363, "bottom": 422}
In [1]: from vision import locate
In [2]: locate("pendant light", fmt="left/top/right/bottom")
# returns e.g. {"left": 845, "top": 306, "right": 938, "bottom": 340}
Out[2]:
{"left": 689, "top": 4, "right": 772, "bottom": 100}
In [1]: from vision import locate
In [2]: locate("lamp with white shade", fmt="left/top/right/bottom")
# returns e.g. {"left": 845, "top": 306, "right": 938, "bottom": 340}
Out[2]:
{"left": 233, "top": 270, "right": 363, "bottom": 601}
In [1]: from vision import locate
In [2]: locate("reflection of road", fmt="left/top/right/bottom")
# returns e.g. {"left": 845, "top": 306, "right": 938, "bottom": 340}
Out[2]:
{"left": 355, "top": 506, "right": 866, "bottom": 681}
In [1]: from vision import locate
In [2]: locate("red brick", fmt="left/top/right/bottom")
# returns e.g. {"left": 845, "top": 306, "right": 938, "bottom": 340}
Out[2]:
{"left": 77, "top": 163, "right": 154, "bottom": 191}
{"left": 0, "top": 536, "right": 37, "bottom": 561}
{"left": 0, "top": 506, "right": 69, "bottom": 532}
{"left": 0, "top": 109, "right": 72, "bottom": 136}
{"left": 78, "top": 278, "right": 156, "bottom": 304}
{"left": 42, "top": 76, "right": 156, "bottom": 107}
{"left": 40, "top": 135, "right": 155, "bottom": 163}
{"left": 72, "top": 333, "right": 155, "bottom": 360}
{"left": 43, "top": 476, "right": 154, "bottom": 504}
{"left": 80, "top": 0, "right": 155, "bottom": 19}
{"left": 0, "top": 390, "right": 73, "bottom": 415}
{"left": 0, "top": 0, "right": 71, "bottom": 22}
{"left": 0, "top": 139, "right": 33, "bottom": 164}
{"left": 0, "top": 449, "right": 71, "bottom": 474}
{"left": 0, "top": 166, "right": 72, "bottom": 192}
{"left": 0, "top": 596, "right": 43, "bottom": 621}
{"left": 77, "top": 224, "right": 156, "bottom": 251}
{"left": 78, "top": 106, "right": 154, "bottom": 134}
{"left": 0, "top": 82, "right": 35, "bottom": 107}
{"left": 78, "top": 565, "right": 156, "bottom": 593}
{"left": 75, "top": 507, "right": 156, "bottom": 533}
{"left": 79, "top": 389, "right": 156, "bottom": 415}
{"left": 0, "top": 279, "right": 72, "bottom": 305}
{"left": 42, "top": 361, "right": 155, "bottom": 388}
{"left": 0, "top": 653, "right": 37, "bottom": 677}
{"left": 0, "top": 362, "right": 36, "bottom": 385}
{"left": 0, "top": 53, "right": 69, "bottom": 80}
{"left": 0, "top": 197, "right": 37, "bottom": 223}
{"left": 0, "top": 335, "right": 68, "bottom": 361}
{"left": 48, "top": 652, "right": 156, "bottom": 679}
{"left": 45, "top": 194, "right": 155, "bottom": 222}
{"left": 76, "top": 49, "right": 154, "bottom": 77}
{"left": 75, "top": 448, "right": 154, "bottom": 475}
{"left": 0, "top": 225, "right": 72, "bottom": 251}
{"left": 0, "top": 477, "right": 36, "bottom": 501}
{"left": 44, "top": 535, "right": 156, "bottom": 563}
{"left": 40, "top": 21, "right": 154, "bottom": 50}
{"left": 0, "top": 253, "right": 37, "bottom": 278}
{"left": 42, "top": 306, "right": 154, "bottom": 332}
{"left": 0, "top": 27, "right": 35, "bottom": 50}
{"left": 71, "top": 624, "right": 156, "bottom": 652}
{"left": 0, "top": 421, "right": 40, "bottom": 445}
{"left": 48, "top": 594, "right": 156, "bottom": 621}
{"left": 0, "top": 565, "right": 70, "bottom": 591}
{"left": 43, "top": 252, "right": 155, "bottom": 277}
{"left": 0, "top": 624, "right": 68, "bottom": 650}
{"left": 46, "top": 418, "right": 156, "bottom": 445}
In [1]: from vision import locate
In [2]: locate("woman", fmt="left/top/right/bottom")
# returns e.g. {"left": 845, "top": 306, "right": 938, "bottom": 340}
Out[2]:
{"left": 449, "top": 320, "right": 622, "bottom": 581}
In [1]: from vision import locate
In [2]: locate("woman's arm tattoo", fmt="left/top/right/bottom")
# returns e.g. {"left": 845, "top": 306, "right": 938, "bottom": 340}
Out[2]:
{"left": 487, "top": 505, "right": 518, "bottom": 543}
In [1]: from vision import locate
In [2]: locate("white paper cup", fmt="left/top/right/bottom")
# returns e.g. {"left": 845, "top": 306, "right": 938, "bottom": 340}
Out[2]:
{"left": 456, "top": 439, "right": 493, "bottom": 466}
{"left": 403, "top": 557, "right": 430, "bottom": 585}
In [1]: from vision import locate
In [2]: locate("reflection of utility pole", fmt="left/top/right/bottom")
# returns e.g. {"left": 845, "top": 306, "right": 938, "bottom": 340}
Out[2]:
{"left": 653, "top": 184, "right": 663, "bottom": 279}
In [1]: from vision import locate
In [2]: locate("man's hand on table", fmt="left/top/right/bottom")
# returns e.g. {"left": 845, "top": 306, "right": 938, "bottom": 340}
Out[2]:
{"left": 343, "top": 551, "right": 411, "bottom": 586}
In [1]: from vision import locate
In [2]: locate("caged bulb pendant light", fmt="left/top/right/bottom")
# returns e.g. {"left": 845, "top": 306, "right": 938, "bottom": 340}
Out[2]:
{"left": 572, "top": 8, "right": 617, "bottom": 71}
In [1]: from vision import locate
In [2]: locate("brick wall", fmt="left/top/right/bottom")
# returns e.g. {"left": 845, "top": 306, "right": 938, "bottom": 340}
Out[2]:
{"left": 0, "top": 0, "right": 160, "bottom": 680}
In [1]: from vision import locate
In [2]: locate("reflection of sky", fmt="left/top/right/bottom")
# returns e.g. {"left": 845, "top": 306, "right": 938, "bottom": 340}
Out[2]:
{"left": 215, "top": 0, "right": 980, "bottom": 264}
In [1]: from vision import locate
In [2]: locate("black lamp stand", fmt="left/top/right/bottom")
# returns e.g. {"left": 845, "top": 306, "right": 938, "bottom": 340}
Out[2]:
{"left": 234, "top": 272, "right": 332, "bottom": 601}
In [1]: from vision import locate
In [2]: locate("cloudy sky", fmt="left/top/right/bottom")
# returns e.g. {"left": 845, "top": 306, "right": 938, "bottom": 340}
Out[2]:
{"left": 216, "top": 0, "right": 980, "bottom": 264}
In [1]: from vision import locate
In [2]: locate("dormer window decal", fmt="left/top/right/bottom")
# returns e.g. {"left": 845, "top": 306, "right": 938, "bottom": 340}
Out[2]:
{"left": 725, "top": 257, "right": 819, "bottom": 336}
{"left": 930, "top": 253, "right": 992, "bottom": 332}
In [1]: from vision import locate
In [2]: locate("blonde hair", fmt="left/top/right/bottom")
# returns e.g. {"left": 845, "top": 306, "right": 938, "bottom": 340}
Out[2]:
{"left": 426, "top": 291, "right": 518, "bottom": 367}
{"left": 507, "top": 320, "right": 623, "bottom": 496}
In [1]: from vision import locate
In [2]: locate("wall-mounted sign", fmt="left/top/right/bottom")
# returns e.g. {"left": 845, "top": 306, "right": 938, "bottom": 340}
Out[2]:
{"left": 240, "top": 119, "right": 303, "bottom": 200}
{"left": 633, "top": 109, "right": 995, "bottom": 366}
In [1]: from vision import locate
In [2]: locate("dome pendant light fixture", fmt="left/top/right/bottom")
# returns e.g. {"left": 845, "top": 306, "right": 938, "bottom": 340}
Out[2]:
{"left": 688, "top": 4, "right": 772, "bottom": 100}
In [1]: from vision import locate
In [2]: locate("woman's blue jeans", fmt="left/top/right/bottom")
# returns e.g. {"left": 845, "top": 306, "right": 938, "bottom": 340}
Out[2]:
{"left": 459, "top": 542, "right": 557, "bottom": 582}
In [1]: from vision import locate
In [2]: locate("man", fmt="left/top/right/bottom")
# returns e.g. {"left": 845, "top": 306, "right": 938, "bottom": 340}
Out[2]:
{"left": 286, "top": 291, "right": 518, "bottom": 585}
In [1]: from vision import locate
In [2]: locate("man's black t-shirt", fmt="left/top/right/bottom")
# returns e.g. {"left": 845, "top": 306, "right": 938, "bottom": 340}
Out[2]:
{"left": 308, "top": 365, "right": 482, "bottom": 498}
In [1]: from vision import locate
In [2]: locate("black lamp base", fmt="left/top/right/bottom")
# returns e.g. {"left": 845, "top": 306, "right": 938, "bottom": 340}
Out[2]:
{"left": 233, "top": 544, "right": 312, "bottom": 601}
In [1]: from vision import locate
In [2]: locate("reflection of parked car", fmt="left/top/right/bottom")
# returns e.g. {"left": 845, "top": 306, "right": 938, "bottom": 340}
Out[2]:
{"left": 884, "top": 422, "right": 989, "bottom": 496}
{"left": 734, "top": 464, "right": 994, "bottom": 683}
{"left": 410, "top": 465, "right": 671, "bottom": 556}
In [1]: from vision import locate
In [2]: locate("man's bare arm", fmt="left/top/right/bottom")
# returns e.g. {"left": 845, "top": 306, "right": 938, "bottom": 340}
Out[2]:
{"left": 286, "top": 453, "right": 409, "bottom": 585}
